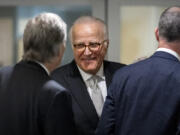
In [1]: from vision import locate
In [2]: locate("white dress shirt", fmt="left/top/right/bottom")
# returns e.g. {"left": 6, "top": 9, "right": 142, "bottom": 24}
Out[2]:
{"left": 156, "top": 48, "right": 180, "bottom": 61}
{"left": 77, "top": 64, "right": 107, "bottom": 101}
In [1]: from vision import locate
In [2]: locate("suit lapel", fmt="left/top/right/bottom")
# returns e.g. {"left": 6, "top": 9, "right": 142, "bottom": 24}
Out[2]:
{"left": 104, "top": 61, "right": 113, "bottom": 90}
{"left": 66, "top": 61, "right": 99, "bottom": 127}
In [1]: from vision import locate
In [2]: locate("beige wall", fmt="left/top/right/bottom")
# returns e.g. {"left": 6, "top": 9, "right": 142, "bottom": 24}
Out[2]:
{"left": 0, "top": 18, "right": 13, "bottom": 66}
{"left": 119, "top": 6, "right": 166, "bottom": 64}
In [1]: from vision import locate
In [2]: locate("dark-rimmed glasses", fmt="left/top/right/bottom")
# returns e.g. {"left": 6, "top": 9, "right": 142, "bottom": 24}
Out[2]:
{"left": 73, "top": 40, "right": 108, "bottom": 52}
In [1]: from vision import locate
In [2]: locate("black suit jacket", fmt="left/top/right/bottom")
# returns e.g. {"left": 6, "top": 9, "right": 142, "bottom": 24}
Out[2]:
{"left": 0, "top": 61, "right": 76, "bottom": 135}
{"left": 97, "top": 51, "right": 180, "bottom": 135}
{"left": 51, "top": 60, "right": 126, "bottom": 135}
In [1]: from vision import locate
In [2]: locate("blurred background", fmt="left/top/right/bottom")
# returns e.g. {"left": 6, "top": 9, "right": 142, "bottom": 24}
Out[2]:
{"left": 0, "top": 0, "right": 179, "bottom": 67}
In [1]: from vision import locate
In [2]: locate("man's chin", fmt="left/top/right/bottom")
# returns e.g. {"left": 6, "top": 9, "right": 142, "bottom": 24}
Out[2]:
{"left": 84, "top": 69, "right": 97, "bottom": 74}
{"left": 81, "top": 59, "right": 96, "bottom": 64}
{"left": 81, "top": 65, "right": 97, "bottom": 74}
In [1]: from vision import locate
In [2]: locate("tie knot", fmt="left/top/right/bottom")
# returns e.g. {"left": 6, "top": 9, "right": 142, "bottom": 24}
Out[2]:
{"left": 87, "top": 75, "right": 99, "bottom": 90}
{"left": 91, "top": 75, "right": 98, "bottom": 82}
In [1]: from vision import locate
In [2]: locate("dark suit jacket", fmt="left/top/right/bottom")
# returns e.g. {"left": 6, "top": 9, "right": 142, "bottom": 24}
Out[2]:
{"left": 0, "top": 60, "right": 76, "bottom": 135}
{"left": 51, "top": 60, "right": 126, "bottom": 135}
{"left": 96, "top": 51, "right": 180, "bottom": 135}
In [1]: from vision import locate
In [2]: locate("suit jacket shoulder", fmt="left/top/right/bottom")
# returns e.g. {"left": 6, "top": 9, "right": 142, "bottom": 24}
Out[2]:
{"left": 0, "top": 66, "right": 14, "bottom": 90}
{"left": 39, "top": 80, "right": 76, "bottom": 135}
{"left": 103, "top": 60, "right": 126, "bottom": 87}
{"left": 0, "top": 61, "right": 76, "bottom": 135}
{"left": 104, "top": 60, "right": 126, "bottom": 72}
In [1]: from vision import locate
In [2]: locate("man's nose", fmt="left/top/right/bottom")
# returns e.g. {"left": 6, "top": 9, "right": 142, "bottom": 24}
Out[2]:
{"left": 84, "top": 46, "right": 92, "bottom": 55}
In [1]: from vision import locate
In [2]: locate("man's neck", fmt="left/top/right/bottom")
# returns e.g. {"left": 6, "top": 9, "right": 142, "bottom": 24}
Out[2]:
{"left": 158, "top": 40, "right": 180, "bottom": 55}
{"left": 77, "top": 63, "right": 104, "bottom": 82}
{"left": 43, "top": 62, "right": 56, "bottom": 74}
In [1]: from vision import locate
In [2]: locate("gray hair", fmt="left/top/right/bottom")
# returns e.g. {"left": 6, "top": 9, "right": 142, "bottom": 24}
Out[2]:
{"left": 158, "top": 6, "right": 180, "bottom": 42}
{"left": 23, "top": 12, "right": 67, "bottom": 63}
{"left": 69, "top": 16, "right": 108, "bottom": 43}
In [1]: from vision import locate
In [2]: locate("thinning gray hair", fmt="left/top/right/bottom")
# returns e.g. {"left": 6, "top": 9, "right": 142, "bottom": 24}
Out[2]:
{"left": 69, "top": 16, "right": 108, "bottom": 43}
{"left": 158, "top": 6, "right": 180, "bottom": 42}
{"left": 23, "top": 12, "right": 67, "bottom": 63}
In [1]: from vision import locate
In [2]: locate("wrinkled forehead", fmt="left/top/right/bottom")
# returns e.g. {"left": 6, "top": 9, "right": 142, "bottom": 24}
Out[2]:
{"left": 73, "top": 21, "right": 104, "bottom": 31}
{"left": 72, "top": 23, "right": 105, "bottom": 42}
{"left": 72, "top": 22, "right": 105, "bottom": 37}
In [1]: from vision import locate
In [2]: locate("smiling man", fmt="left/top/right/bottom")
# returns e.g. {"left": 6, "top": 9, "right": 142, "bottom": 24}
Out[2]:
{"left": 51, "top": 16, "right": 126, "bottom": 135}
{"left": 72, "top": 18, "right": 109, "bottom": 75}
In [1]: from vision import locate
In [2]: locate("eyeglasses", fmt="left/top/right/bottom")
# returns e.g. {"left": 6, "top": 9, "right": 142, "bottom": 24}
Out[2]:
{"left": 73, "top": 40, "right": 108, "bottom": 52}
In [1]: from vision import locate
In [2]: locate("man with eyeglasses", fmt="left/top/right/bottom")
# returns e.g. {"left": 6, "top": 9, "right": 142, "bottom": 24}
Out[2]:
{"left": 51, "top": 16, "right": 126, "bottom": 135}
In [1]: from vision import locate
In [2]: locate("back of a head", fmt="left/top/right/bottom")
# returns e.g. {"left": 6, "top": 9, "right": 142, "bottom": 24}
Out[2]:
{"left": 69, "top": 16, "right": 108, "bottom": 42}
{"left": 23, "top": 12, "right": 67, "bottom": 63}
{"left": 158, "top": 6, "right": 180, "bottom": 42}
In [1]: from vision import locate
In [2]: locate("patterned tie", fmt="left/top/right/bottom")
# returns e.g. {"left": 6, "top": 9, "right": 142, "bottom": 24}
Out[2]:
{"left": 88, "top": 75, "right": 104, "bottom": 117}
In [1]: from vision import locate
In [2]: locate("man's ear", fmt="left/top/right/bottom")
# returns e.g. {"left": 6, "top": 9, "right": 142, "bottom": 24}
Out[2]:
{"left": 155, "top": 27, "right": 159, "bottom": 42}
{"left": 104, "top": 39, "right": 109, "bottom": 48}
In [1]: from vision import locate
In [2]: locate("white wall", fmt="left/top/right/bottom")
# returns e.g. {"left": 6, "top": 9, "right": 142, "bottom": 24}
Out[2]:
{"left": 107, "top": 0, "right": 180, "bottom": 64}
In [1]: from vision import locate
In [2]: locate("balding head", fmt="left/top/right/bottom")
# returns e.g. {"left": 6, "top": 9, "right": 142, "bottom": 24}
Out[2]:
{"left": 69, "top": 16, "right": 108, "bottom": 43}
{"left": 158, "top": 6, "right": 180, "bottom": 42}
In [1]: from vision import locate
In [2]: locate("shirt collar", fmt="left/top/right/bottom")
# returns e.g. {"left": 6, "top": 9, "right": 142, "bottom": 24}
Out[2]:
{"left": 34, "top": 61, "right": 50, "bottom": 75}
{"left": 77, "top": 63, "right": 104, "bottom": 82}
{"left": 156, "top": 48, "right": 180, "bottom": 61}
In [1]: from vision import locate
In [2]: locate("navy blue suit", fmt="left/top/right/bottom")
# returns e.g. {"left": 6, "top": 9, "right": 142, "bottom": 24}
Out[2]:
{"left": 51, "top": 60, "right": 126, "bottom": 135}
{"left": 0, "top": 61, "right": 76, "bottom": 135}
{"left": 96, "top": 51, "right": 180, "bottom": 135}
